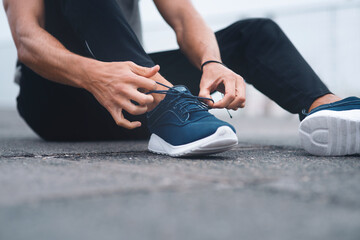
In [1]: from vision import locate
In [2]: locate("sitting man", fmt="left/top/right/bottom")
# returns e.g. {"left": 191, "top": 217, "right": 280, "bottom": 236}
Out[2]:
{"left": 3, "top": 0, "right": 360, "bottom": 157}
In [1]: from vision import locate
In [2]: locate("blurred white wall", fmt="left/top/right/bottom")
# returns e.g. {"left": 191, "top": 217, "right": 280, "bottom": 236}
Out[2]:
{"left": 0, "top": 5, "right": 17, "bottom": 109}
{"left": 0, "top": 0, "right": 359, "bottom": 118}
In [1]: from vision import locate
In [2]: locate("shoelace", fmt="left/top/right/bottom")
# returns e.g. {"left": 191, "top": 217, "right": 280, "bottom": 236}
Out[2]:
{"left": 301, "top": 109, "right": 309, "bottom": 117}
{"left": 147, "top": 82, "right": 233, "bottom": 118}
{"left": 147, "top": 82, "right": 214, "bottom": 115}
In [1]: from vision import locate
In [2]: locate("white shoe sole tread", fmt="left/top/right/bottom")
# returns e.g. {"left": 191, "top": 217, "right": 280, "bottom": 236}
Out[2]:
{"left": 299, "top": 110, "right": 360, "bottom": 156}
{"left": 148, "top": 126, "right": 238, "bottom": 157}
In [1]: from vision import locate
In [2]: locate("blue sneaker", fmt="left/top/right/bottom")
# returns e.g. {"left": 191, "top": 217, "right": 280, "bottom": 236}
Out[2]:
{"left": 146, "top": 83, "right": 238, "bottom": 157}
{"left": 299, "top": 96, "right": 360, "bottom": 156}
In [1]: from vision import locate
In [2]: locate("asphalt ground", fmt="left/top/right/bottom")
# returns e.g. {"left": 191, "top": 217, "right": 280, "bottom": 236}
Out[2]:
{"left": 0, "top": 109, "right": 359, "bottom": 240}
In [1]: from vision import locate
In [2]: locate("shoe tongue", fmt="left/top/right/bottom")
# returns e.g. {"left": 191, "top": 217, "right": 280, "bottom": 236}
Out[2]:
{"left": 162, "top": 85, "right": 191, "bottom": 102}
{"left": 172, "top": 85, "right": 190, "bottom": 93}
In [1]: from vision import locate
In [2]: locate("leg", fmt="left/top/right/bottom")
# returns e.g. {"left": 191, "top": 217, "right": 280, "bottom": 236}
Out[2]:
{"left": 215, "top": 18, "right": 335, "bottom": 120}
{"left": 151, "top": 18, "right": 339, "bottom": 118}
{"left": 150, "top": 50, "right": 202, "bottom": 95}
{"left": 58, "top": 0, "right": 153, "bottom": 66}
{"left": 18, "top": 0, "right": 165, "bottom": 141}
{"left": 213, "top": 18, "right": 359, "bottom": 156}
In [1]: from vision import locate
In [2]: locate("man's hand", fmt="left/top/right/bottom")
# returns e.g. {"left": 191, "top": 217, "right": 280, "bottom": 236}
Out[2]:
{"left": 199, "top": 63, "right": 246, "bottom": 110}
{"left": 83, "top": 61, "right": 159, "bottom": 129}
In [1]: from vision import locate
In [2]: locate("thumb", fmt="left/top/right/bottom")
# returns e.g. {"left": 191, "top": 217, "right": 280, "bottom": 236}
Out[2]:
{"left": 199, "top": 87, "right": 214, "bottom": 107}
{"left": 131, "top": 64, "right": 160, "bottom": 78}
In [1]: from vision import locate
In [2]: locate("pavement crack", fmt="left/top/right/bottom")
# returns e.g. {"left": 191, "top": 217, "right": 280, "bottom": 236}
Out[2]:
{"left": 0, "top": 151, "right": 148, "bottom": 160}
{"left": 0, "top": 145, "right": 299, "bottom": 160}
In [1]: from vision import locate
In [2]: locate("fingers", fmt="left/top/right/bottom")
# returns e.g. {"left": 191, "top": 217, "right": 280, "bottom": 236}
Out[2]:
{"left": 130, "top": 63, "right": 160, "bottom": 78}
{"left": 123, "top": 76, "right": 157, "bottom": 107}
{"left": 212, "top": 79, "right": 236, "bottom": 109}
{"left": 201, "top": 75, "right": 246, "bottom": 110}
{"left": 122, "top": 99, "right": 149, "bottom": 115}
{"left": 117, "top": 119, "right": 142, "bottom": 130}
{"left": 90, "top": 61, "right": 161, "bottom": 130}
{"left": 132, "top": 75, "right": 157, "bottom": 92}
{"left": 128, "top": 90, "right": 155, "bottom": 106}
{"left": 198, "top": 87, "right": 214, "bottom": 107}
{"left": 107, "top": 97, "right": 148, "bottom": 129}
{"left": 227, "top": 80, "right": 246, "bottom": 110}
{"left": 238, "top": 82, "right": 246, "bottom": 108}
{"left": 109, "top": 108, "right": 142, "bottom": 130}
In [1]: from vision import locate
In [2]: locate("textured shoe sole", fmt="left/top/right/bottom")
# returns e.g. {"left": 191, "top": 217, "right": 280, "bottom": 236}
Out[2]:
{"left": 299, "top": 110, "right": 360, "bottom": 156}
{"left": 148, "top": 126, "right": 238, "bottom": 157}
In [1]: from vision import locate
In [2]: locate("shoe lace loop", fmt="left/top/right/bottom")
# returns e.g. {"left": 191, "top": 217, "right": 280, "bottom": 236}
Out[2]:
{"left": 301, "top": 109, "right": 309, "bottom": 116}
{"left": 147, "top": 82, "right": 214, "bottom": 115}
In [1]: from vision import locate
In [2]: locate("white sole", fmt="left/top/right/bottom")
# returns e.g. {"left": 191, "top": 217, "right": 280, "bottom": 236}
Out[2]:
{"left": 299, "top": 109, "right": 360, "bottom": 156}
{"left": 148, "top": 126, "right": 238, "bottom": 157}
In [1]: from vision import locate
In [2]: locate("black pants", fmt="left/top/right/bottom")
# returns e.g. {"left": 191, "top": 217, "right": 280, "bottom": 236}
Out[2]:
{"left": 17, "top": 0, "right": 331, "bottom": 141}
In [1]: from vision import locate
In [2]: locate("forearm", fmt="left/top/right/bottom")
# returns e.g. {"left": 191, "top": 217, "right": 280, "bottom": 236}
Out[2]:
{"left": 4, "top": 0, "right": 94, "bottom": 88}
{"left": 154, "top": 0, "right": 221, "bottom": 69}
{"left": 176, "top": 14, "right": 221, "bottom": 69}
{"left": 16, "top": 24, "right": 92, "bottom": 88}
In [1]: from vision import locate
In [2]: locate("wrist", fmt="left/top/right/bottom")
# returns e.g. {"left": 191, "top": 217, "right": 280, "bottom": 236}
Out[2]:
{"left": 201, "top": 60, "right": 226, "bottom": 72}
{"left": 77, "top": 57, "right": 100, "bottom": 90}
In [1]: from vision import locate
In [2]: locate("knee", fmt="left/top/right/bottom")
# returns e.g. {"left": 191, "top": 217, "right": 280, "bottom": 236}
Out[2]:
{"left": 256, "top": 18, "right": 280, "bottom": 33}
{"left": 242, "top": 18, "right": 285, "bottom": 49}
{"left": 251, "top": 18, "right": 282, "bottom": 38}
{"left": 249, "top": 18, "right": 279, "bottom": 27}
{"left": 34, "top": 125, "right": 82, "bottom": 142}
{"left": 234, "top": 18, "right": 281, "bottom": 37}
{"left": 17, "top": 105, "right": 74, "bottom": 142}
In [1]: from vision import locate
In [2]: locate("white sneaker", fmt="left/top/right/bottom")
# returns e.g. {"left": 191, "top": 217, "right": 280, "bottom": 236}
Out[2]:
{"left": 299, "top": 97, "right": 360, "bottom": 156}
